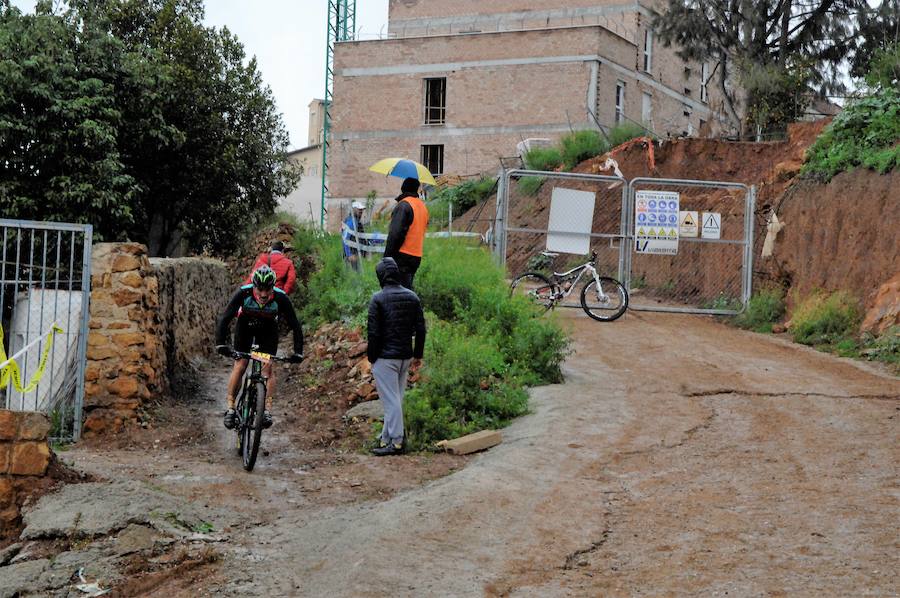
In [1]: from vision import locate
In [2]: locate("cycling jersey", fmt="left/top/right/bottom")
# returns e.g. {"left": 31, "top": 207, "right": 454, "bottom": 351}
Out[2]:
{"left": 215, "top": 284, "right": 303, "bottom": 354}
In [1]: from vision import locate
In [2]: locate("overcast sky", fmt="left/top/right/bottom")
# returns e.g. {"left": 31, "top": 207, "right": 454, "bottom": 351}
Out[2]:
{"left": 10, "top": 0, "right": 390, "bottom": 150}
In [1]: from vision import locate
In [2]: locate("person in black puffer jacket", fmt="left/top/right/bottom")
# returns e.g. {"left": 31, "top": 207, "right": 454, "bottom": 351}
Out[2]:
{"left": 367, "top": 257, "right": 426, "bottom": 456}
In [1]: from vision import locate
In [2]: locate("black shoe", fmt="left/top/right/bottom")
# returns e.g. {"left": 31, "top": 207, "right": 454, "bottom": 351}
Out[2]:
{"left": 263, "top": 411, "right": 273, "bottom": 429}
{"left": 223, "top": 409, "right": 236, "bottom": 430}
{"left": 371, "top": 442, "right": 403, "bottom": 457}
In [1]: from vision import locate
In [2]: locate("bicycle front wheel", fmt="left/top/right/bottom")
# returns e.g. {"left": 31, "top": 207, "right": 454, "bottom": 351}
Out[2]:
{"left": 510, "top": 272, "right": 557, "bottom": 312}
{"left": 242, "top": 381, "right": 266, "bottom": 471}
{"left": 580, "top": 277, "right": 628, "bottom": 322}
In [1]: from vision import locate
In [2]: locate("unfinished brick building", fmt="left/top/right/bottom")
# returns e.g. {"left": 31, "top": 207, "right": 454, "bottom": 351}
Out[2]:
{"left": 327, "top": 0, "right": 732, "bottom": 228}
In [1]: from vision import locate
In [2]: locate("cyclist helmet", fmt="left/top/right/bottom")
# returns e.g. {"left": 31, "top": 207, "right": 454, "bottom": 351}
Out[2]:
{"left": 252, "top": 265, "right": 277, "bottom": 290}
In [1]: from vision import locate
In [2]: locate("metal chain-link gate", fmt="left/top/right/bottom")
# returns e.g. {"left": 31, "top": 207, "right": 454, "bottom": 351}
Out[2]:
{"left": 625, "top": 178, "right": 754, "bottom": 315}
{"left": 495, "top": 170, "right": 754, "bottom": 315}
{"left": 499, "top": 169, "right": 627, "bottom": 310}
{"left": 1, "top": 219, "right": 93, "bottom": 442}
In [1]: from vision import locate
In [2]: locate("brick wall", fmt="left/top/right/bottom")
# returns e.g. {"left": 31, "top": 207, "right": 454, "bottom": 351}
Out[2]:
{"left": 329, "top": 20, "right": 730, "bottom": 212}
{"left": 0, "top": 410, "right": 51, "bottom": 529}
{"left": 84, "top": 244, "right": 230, "bottom": 436}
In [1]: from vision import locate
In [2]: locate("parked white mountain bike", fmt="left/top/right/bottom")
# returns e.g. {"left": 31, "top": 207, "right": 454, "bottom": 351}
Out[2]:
{"left": 509, "top": 251, "right": 628, "bottom": 322}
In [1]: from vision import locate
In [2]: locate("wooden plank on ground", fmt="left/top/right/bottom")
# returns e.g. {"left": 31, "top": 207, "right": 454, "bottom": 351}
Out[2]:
{"left": 437, "top": 430, "right": 502, "bottom": 455}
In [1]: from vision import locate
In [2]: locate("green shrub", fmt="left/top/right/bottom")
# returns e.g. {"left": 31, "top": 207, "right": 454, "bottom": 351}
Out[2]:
{"left": 404, "top": 319, "right": 529, "bottom": 450}
{"left": 300, "top": 236, "right": 569, "bottom": 450}
{"left": 429, "top": 176, "right": 496, "bottom": 213}
{"left": 416, "top": 239, "right": 506, "bottom": 320}
{"left": 607, "top": 122, "right": 649, "bottom": 147}
{"left": 300, "top": 236, "right": 379, "bottom": 328}
{"left": 790, "top": 290, "right": 861, "bottom": 346}
{"left": 860, "top": 325, "right": 900, "bottom": 372}
{"left": 559, "top": 130, "right": 609, "bottom": 170}
{"left": 802, "top": 87, "right": 900, "bottom": 180}
{"left": 734, "top": 288, "right": 786, "bottom": 332}
{"left": 517, "top": 176, "right": 545, "bottom": 196}
{"left": 523, "top": 147, "right": 563, "bottom": 171}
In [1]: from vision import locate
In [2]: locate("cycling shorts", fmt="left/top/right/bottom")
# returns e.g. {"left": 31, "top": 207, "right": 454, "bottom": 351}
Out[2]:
{"left": 233, "top": 317, "right": 279, "bottom": 355}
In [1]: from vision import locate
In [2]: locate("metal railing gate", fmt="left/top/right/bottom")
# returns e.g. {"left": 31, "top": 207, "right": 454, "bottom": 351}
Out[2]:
{"left": 495, "top": 170, "right": 755, "bottom": 315}
{"left": 0, "top": 219, "right": 93, "bottom": 441}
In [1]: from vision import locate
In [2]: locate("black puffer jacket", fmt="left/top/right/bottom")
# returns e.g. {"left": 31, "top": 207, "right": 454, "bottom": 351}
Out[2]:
{"left": 367, "top": 258, "right": 426, "bottom": 362}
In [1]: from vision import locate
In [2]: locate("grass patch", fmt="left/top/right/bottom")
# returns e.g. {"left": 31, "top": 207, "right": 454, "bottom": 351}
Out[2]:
{"left": 428, "top": 176, "right": 497, "bottom": 225}
{"left": 607, "top": 122, "right": 649, "bottom": 147}
{"left": 860, "top": 325, "right": 900, "bottom": 373}
{"left": 523, "top": 147, "right": 563, "bottom": 171}
{"left": 790, "top": 290, "right": 861, "bottom": 346}
{"left": 802, "top": 87, "right": 900, "bottom": 180}
{"left": 517, "top": 176, "right": 545, "bottom": 196}
{"left": 733, "top": 288, "right": 786, "bottom": 332}
{"left": 299, "top": 235, "right": 570, "bottom": 451}
{"left": 560, "top": 130, "right": 608, "bottom": 170}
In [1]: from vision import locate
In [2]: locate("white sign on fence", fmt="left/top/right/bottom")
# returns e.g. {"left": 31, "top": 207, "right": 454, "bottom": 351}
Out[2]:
{"left": 635, "top": 190, "right": 680, "bottom": 255}
{"left": 679, "top": 211, "right": 699, "bottom": 237}
{"left": 546, "top": 187, "right": 596, "bottom": 255}
{"left": 701, "top": 212, "right": 722, "bottom": 239}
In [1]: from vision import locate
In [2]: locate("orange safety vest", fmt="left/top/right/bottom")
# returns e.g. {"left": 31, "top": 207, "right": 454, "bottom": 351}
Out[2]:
{"left": 398, "top": 196, "right": 428, "bottom": 257}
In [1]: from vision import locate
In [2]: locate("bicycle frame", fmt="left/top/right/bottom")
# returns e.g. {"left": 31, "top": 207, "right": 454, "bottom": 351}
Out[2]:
{"left": 549, "top": 262, "right": 608, "bottom": 302}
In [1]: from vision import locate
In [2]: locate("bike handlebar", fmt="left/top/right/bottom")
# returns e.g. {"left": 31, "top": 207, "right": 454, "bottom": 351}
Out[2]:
{"left": 230, "top": 350, "right": 301, "bottom": 363}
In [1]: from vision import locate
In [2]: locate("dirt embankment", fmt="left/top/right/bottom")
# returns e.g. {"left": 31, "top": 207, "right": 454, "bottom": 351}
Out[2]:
{"left": 769, "top": 169, "right": 900, "bottom": 307}
{"left": 474, "top": 120, "right": 897, "bottom": 312}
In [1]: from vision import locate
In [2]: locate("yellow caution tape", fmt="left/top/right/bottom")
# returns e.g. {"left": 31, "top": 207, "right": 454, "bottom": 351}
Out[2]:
{"left": 0, "top": 323, "right": 65, "bottom": 394}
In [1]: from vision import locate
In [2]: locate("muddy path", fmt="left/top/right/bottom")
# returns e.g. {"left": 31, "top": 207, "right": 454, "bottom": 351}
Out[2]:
{"left": 61, "top": 311, "right": 898, "bottom": 597}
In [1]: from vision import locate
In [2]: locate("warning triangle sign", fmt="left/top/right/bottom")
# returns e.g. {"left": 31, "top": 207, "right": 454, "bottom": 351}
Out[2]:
{"left": 647, "top": 228, "right": 656, "bottom": 236}
{"left": 638, "top": 227, "right": 646, "bottom": 236}
{"left": 669, "top": 228, "right": 677, "bottom": 238}
{"left": 683, "top": 213, "right": 695, "bottom": 226}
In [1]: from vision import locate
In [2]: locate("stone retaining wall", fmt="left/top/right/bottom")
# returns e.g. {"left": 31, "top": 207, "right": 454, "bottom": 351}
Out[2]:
{"left": 0, "top": 410, "right": 50, "bottom": 529}
{"left": 84, "top": 244, "right": 230, "bottom": 436}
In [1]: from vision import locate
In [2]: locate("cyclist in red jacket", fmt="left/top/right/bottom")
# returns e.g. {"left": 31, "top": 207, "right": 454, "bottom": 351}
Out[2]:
{"left": 245, "top": 240, "right": 297, "bottom": 294}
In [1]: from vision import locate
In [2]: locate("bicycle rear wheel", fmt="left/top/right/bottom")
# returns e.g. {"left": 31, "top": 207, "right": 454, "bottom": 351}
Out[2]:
{"left": 580, "top": 277, "right": 628, "bottom": 322}
{"left": 510, "top": 272, "right": 557, "bottom": 312}
{"left": 241, "top": 381, "right": 266, "bottom": 471}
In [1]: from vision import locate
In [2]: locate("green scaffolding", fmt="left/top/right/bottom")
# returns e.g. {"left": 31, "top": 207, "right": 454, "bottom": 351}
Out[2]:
{"left": 320, "top": 0, "right": 357, "bottom": 228}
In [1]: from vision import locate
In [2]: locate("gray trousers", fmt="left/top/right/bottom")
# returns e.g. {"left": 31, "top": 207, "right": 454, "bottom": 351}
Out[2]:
{"left": 371, "top": 357, "right": 412, "bottom": 445}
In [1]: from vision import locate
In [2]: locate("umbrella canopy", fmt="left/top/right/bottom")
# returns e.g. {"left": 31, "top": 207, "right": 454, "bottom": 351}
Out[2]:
{"left": 368, "top": 158, "right": 436, "bottom": 186}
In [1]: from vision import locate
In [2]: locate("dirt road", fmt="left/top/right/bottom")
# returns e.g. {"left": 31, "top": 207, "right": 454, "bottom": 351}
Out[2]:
{"left": 64, "top": 311, "right": 898, "bottom": 597}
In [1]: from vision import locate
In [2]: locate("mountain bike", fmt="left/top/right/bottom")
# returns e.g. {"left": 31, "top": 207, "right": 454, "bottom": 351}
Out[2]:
{"left": 230, "top": 348, "right": 293, "bottom": 471}
{"left": 510, "top": 251, "right": 628, "bottom": 322}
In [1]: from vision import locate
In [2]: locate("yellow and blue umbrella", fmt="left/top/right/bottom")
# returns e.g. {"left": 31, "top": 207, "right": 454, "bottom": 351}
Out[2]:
{"left": 368, "top": 158, "right": 436, "bottom": 186}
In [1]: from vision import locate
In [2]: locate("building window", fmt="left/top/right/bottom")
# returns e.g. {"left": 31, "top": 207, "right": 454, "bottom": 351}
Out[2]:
{"left": 683, "top": 103, "right": 692, "bottom": 118}
{"left": 424, "top": 77, "right": 446, "bottom": 125}
{"left": 700, "top": 62, "right": 709, "bottom": 103}
{"left": 641, "top": 92, "right": 652, "bottom": 125}
{"left": 643, "top": 29, "right": 653, "bottom": 73}
{"left": 615, "top": 81, "right": 625, "bottom": 124}
{"left": 421, "top": 144, "right": 444, "bottom": 176}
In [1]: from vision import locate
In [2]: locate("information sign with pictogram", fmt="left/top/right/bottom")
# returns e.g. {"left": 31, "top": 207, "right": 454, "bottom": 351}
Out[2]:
{"left": 634, "top": 191, "right": 679, "bottom": 254}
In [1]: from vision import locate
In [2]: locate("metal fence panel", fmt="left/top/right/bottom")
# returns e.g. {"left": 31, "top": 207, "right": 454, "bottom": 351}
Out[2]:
{"left": 625, "top": 178, "right": 754, "bottom": 315}
{"left": 500, "top": 169, "right": 627, "bottom": 310}
{"left": 0, "top": 219, "right": 92, "bottom": 442}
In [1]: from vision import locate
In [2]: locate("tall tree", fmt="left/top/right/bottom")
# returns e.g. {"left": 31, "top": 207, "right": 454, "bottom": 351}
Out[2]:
{"left": 848, "top": 1, "right": 899, "bottom": 82}
{"left": 0, "top": 0, "right": 299, "bottom": 256}
{"left": 653, "top": 0, "right": 863, "bottom": 134}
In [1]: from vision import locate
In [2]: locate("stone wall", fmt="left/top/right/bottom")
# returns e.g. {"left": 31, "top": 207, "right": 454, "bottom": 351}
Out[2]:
{"left": 85, "top": 243, "right": 162, "bottom": 435}
{"left": 0, "top": 410, "right": 51, "bottom": 530}
{"left": 150, "top": 257, "right": 232, "bottom": 382}
{"left": 84, "top": 244, "right": 230, "bottom": 436}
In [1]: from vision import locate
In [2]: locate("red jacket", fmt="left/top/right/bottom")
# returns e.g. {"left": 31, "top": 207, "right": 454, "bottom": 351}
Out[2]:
{"left": 245, "top": 251, "right": 297, "bottom": 294}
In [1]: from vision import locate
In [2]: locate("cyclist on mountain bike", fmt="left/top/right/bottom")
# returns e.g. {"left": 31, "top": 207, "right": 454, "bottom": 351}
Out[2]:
{"left": 215, "top": 265, "right": 304, "bottom": 430}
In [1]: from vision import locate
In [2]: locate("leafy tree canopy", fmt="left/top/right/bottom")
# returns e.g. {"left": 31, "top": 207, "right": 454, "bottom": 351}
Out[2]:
{"left": 0, "top": 0, "right": 299, "bottom": 256}
{"left": 653, "top": 1, "right": 864, "bottom": 133}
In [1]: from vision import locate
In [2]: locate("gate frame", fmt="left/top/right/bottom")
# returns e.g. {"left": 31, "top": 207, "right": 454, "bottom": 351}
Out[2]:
{"left": 494, "top": 169, "right": 756, "bottom": 316}
{"left": 0, "top": 218, "right": 93, "bottom": 441}
{"left": 498, "top": 169, "right": 629, "bottom": 280}
{"left": 625, "top": 178, "right": 755, "bottom": 316}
